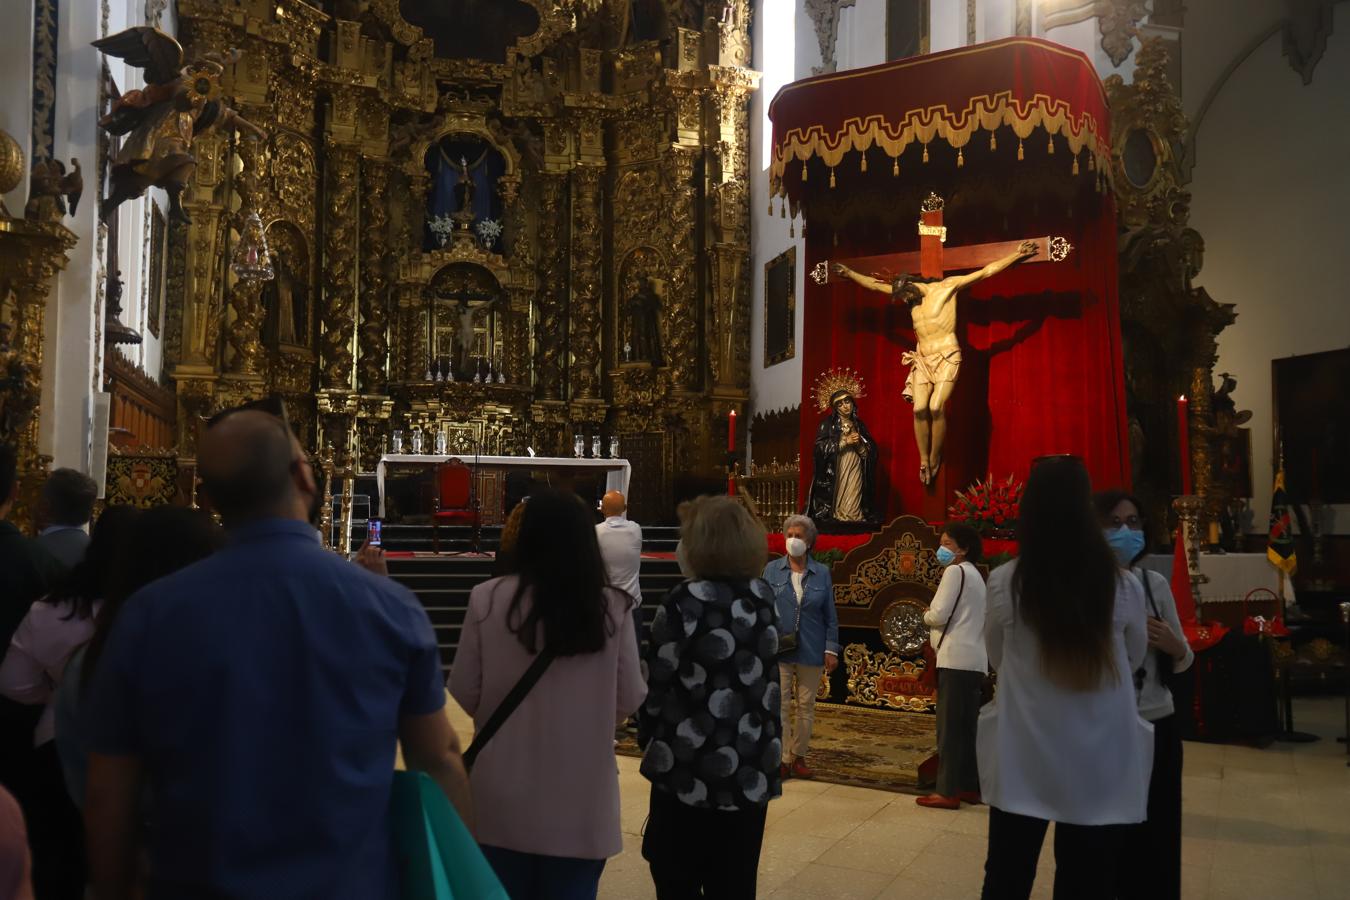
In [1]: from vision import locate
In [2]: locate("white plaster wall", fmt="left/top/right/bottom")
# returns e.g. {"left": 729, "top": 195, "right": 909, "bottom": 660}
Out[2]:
{"left": 0, "top": 4, "right": 35, "bottom": 213}
{"left": 748, "top": 0, "right": 814, "bottom": 457}
{"left": 836, "top": 0, "right": 886, "bottom": 70}
{"left": 1185, "top": 5, "right": 1350, "bottom": 530}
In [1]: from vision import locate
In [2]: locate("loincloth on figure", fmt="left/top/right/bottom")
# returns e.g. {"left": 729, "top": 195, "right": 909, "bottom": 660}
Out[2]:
{"left": 901, "top": 347, "right": 962, "bottom": 404}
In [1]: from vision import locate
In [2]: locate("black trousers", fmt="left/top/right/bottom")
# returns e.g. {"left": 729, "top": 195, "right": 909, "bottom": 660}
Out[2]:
{"left": 982, "top": 806, "right": 1127, "bottom": 900}
{"left": 936, "top": 667, "right": 983, "bottom": 797}
{"left": 1116, "top": 713, "right": 1183, "bottom": 900}
{"left": 642, "top": 785, "right": 767, "bottom": 900}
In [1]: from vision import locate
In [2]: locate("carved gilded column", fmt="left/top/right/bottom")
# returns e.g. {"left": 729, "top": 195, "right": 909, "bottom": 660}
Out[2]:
{"left": 358, "top": 157, "right": 390, "bottom": 393}
{"left": 665, "top": 147, "right": 699, "bottom": 392}
{"left": 226, "top": 137, "right": 265, "bottom": 378}
{"left": 569, "top": 166, "right": 603, "bottom": 400}
{"left": 535, "top": 175, "right": 568, "bottom": 400}
{"left": 320, "top": 142, "right": 359, "bottom": 390}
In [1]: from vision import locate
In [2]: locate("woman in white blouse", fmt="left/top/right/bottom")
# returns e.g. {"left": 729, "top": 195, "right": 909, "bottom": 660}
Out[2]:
{"left": 978, "top": 456, "right": 1153, "bottom": 900}
{"left": 917, "top": 522, "right": 987, "bottom": 810}
{"left": 1097, "top": 489, "right": 1193, "bottom": 900}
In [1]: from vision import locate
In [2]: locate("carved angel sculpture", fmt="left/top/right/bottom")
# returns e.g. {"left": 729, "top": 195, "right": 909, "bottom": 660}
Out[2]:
{"left": 93, "top": 27, "right": 264, "bottom": 224}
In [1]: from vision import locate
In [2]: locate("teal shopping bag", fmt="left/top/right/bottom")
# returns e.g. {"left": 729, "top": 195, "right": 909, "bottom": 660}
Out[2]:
{"left": 390, "top": 770, "right": 510, "bottom": 900}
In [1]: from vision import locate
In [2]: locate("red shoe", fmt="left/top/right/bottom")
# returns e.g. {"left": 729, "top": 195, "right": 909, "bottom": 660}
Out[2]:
{"left": 791, "top": 757, "right": 815, "bottom": 779}
{"left": 915, "top": 794, "right": 961, "bottom": 809}
{"left": 957, "top": 791, "right": 982, "bottom": 805}
{"left": 779, "top": 762, "right": 792, "bottom": 780}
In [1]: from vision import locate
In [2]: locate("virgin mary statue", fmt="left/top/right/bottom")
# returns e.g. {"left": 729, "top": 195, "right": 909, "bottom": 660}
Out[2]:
{"left": 805, "top": 369, "right": 879, "bottom": 529}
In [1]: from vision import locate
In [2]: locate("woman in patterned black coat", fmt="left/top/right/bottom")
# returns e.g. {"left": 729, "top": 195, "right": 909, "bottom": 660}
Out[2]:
{"left": 638, "top": 495, "right": 782, "bottom": 900}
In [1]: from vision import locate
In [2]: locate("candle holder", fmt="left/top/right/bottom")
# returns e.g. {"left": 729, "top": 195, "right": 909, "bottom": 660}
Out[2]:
{"left": 609, "top": 436, "right": 620, "bottom": 459}
{"left": 435, "top": 429, "right": 447, "bottom": 455}
{"left": 591, "top": 435, "right": 602, "bottom": 459}
{"left": 1173, "top": 494, "right": 1209, "bottom": 603}
{"left": 573, "top": 433, "right": 585, "bottom": 459}
{"left": 411, "top": 429, "right": 424, "bottom": 455}
{"left": 391, "top": 430, "right": 403, "bottom": 454}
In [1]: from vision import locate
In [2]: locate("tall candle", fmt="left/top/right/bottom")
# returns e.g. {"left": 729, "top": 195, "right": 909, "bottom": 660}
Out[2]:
{"left": 1177, "top": 395, "right": 1192, "bottom": 495}
{"left": 728, "top": 409, "right": 737, "bottom": 452}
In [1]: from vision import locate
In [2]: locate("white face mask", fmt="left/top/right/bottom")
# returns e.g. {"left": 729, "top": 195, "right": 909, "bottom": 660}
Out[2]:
{"left": 785, "top": 537, "right": 808, "bottom": 559}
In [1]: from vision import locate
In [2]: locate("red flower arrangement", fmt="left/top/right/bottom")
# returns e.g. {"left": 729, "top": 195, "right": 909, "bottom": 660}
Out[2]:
{"left": 947, "top": 474, "right": 1025, "bottom": 535}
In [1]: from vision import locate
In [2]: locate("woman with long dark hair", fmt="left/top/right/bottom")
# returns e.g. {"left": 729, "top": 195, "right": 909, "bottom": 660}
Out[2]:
{"left": 448, "top": 489, "right": 645, "bottom": 900}
{"left": 1096, "top": 489, "right": 1192, "bottom": 900}
{"left": 978, "top": 457, "right": 1152, "bottom": 900}
{"left": 54, "top": 505, "right": 225, "bottom": 807}
{"left": 0, "top": 504, "right": 139, "bottom": 900}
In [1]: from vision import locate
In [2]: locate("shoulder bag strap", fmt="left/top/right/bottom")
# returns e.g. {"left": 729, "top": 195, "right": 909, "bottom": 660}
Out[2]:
{"left": 1133, "top": 566, "right": 1161, "bottom": 618}
{"left": 935, "top": 564, "right": 966, "bottom": 651}
{"left": 462, "top": 646, "right": 556, "bottom": 772}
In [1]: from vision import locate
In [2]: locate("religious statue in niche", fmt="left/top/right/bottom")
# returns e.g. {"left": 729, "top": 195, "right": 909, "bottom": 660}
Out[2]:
{"left": 453, "top": 297, "right": 496, "bottom": 381}
{"left": 93, "top": 27, "right": 266, "bottom": 224}
{"left": 624, "top": 277, "right": 664, "bottom": 366}
{"left": 823, "top": 194, "right": 1071, "bottom": 486}
{"left": 262, "top": 252, "right": 307, "bottom": 347}
{"left": 805, "top": 369, "right": 879, "bottom": 530}
{"left": 425, "top": 137, "right": 506, "bottom": 252}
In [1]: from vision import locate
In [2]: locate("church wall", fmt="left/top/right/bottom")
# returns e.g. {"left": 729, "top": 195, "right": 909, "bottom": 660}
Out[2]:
{"left": 0, "top": 4, "right": 34, "bottom": 213}
{"left": 1183, "top": 4, "right": 1350, "bottom": 531}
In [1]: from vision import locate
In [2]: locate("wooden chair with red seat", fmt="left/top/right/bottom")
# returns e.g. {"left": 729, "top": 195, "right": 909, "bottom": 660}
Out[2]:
{"left": 432, "top": 457, "right": 480, "bottom": 554}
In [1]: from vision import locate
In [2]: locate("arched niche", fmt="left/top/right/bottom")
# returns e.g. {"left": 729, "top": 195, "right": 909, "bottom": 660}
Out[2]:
{"left": 421, "top": 133, "right": 511, "bottom": 253}
{"left": 425, "top": 262, "right": 505, "bottom": 383}
{"left": 261, "top": 221, "right": 312, "bottom": 348}
{"left": 617, "top": 246, "right": 667, "bottom": 367}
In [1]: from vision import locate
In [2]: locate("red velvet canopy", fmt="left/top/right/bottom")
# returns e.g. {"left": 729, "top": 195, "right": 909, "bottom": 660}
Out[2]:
{"left": 767, "top": 38, "right": 1129, "bottom": 522}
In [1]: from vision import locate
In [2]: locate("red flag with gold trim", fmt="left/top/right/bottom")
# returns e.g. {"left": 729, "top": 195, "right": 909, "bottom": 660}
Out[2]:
{"left": 1266, "top": 468, "right": 1297, "bottom": 576}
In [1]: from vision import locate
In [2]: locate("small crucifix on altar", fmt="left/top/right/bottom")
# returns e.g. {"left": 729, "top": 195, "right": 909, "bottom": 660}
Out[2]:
{"left": 813, "top": 193, "right": 1073, "bottom": 486}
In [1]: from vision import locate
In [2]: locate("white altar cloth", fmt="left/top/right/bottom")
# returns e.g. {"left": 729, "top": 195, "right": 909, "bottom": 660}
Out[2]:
{"left": 1140, "top": 552, "right": 1295, "bottom": 606}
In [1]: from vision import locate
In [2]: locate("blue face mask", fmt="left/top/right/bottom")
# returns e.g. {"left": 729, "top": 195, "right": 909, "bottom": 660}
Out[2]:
{"left": 936, "top": 546, "right": 957, "bottom": 566}
{"left": 1105, "top": 526, "right": 1145, "bottom": 566}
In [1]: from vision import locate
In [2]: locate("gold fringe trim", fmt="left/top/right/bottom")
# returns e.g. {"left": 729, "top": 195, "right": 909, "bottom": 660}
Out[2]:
{"left": 957, "top": 148, "right": 964, "bottom": 168}
{"left": 1018, "top": 139, "right": 1024, "bottom": 161}
{"left": 830, "top": 167, "right": 836, "bottom": 188}
{"left": 892, "top": 156, "right": 899, "bottom": 176}
{"left": 769, "top": 89, "right": 1112, "bottom": 197}
{"left": 1047, "top": 135, "right": 1054, "bottom": 154}
{"left": 990, "top": 132, "right": 997, "bottom": 151}
{"left": 860, "top": 152, "right": 867, "bottom": 172}
{"left": 922, "top": 143, "right": 929, "bottom": 163}
{"left": 1072, "top": 154, "right": 1079, "bottom": 175}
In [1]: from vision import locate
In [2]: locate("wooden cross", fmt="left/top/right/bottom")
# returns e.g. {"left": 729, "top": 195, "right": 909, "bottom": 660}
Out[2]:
{"left": 810, "top": 193, "right": 1072, "bottom": 287}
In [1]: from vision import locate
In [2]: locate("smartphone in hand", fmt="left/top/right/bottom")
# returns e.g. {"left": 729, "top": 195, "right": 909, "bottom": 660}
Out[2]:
{"left": 368, "top": 519, "right": 383, "bottom": 547}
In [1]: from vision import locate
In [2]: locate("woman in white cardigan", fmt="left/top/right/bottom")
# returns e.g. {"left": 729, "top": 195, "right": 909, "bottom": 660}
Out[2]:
{"left": 917, "top": 522, "right": 987, "bottom": 809}
{"left": 978, "top": 456, "right": 1153, "bottom": 900}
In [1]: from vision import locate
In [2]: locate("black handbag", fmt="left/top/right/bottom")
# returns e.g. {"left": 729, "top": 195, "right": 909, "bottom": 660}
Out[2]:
{"left": 777, "top": 575, "right": 803, "bottom": 660}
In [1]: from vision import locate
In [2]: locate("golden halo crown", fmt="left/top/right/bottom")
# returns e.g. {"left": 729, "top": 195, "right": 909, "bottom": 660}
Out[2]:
{"left": 182, "top": 64, "right": 223, "bottom": 106}
{"left": 814, "top": 367, "right": 866, "bottom": 412}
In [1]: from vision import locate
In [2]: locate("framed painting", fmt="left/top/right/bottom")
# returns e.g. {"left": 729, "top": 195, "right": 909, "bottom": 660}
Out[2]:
{"left": 763, "top": 247, "right": 795, "bottom": 367}
{"left": 1273, "top": 348, "right": 1350, "bottom": 502}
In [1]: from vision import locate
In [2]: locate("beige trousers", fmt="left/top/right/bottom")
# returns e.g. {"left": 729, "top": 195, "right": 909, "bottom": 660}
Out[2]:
{"left": 779, "top": 662, "right": 824, "bottom": 762}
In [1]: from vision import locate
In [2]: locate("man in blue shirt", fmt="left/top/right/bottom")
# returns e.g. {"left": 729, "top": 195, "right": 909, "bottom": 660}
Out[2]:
{"left": 84, "top": 410, "right": 473, "bottom": 900}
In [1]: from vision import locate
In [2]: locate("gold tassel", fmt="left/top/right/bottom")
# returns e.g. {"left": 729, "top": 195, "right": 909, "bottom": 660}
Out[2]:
{"left": 768, "top": 199, "right": 774, "bottom": 216}
{"left": 829, "top": 167, "right": 836, "bottom": 188}
{"left": 860, "top": 153, "right": 867, "bottom": 173}
{"left": 801, "top": 162, "right": 808, "bottom": 181}
{"left": 1017, "top": 139, "right": 1024, "bottom": 161}
{"left": 832, "top": 232, "right": 838, "bottom": 248}
{"left": 892, "top": 156, "right": 899, "bottom": 176}
{"left": 957, "top": 148, "right": 964, "bottom": 168}
{"left": 780, "top": 202, "right": 786, "bottom": 218}
{"left": 789, "top": 220, "right": 794, "bottom": 237}
{"left": 990, "top": 132, "right": 997, "bottom": 151}
{"left": 1072, "top": 154, "right": 1079, "bottom": 176}
{"left": 1088, "top": 153, "right": 1096, "bottom": 171}
{"left": 1047, "top": 135, "right": 1054, "bottom": 154}
{"left": 922, "top": 143, "right": 929, "bottom": 163}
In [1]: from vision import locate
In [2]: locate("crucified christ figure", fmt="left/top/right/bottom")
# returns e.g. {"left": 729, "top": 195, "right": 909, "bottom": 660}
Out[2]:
{"left": 832, "top": 239, "right": 1039, "bottom": 486}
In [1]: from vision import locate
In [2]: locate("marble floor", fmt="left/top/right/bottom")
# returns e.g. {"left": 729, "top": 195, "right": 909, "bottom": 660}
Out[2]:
{"left": 446, "top": 696, "right": 1349, "bottom": 899}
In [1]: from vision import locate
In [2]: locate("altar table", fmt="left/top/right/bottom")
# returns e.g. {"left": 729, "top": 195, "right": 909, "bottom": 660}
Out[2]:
{"left": 1140, "top": 552, "right": 1295, "bottom": 607}
{"left": 375, "top": 454, "right": 631, "bottom": 518}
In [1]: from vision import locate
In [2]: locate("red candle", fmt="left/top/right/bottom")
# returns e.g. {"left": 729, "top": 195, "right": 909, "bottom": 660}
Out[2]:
{"left": 728, "top": 409, "right": 737, "bottom": 452}
{"left": 1177, "top": 395, "right": 1192, "bottom": 495}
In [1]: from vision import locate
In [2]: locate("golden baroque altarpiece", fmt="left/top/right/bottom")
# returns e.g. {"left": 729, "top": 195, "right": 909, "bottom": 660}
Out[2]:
{"left": 164, "top": 0, "right": 759, "bottom": 515}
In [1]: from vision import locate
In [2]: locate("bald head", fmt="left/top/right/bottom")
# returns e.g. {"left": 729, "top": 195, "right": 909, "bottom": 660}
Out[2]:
{"left": 199, "top": 410, "right": 308, "bottom": 525}
{"left": 600, "top": 491, "right": 626, "bottom": 518}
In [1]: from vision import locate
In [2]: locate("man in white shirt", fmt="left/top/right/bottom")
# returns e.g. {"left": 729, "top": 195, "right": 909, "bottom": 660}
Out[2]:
{"left": 596, "top": 491, "right": 643, "bottom": 605}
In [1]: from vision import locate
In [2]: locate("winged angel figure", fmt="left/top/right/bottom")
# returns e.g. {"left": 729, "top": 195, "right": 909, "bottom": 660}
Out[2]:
{"left": 93, "top": 27, "right": 265, "bottom": 224}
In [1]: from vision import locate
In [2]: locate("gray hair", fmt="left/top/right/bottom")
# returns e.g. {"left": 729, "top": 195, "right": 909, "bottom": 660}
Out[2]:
{"left": 782, "top": 514, "right": 818, "bottom": 547}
